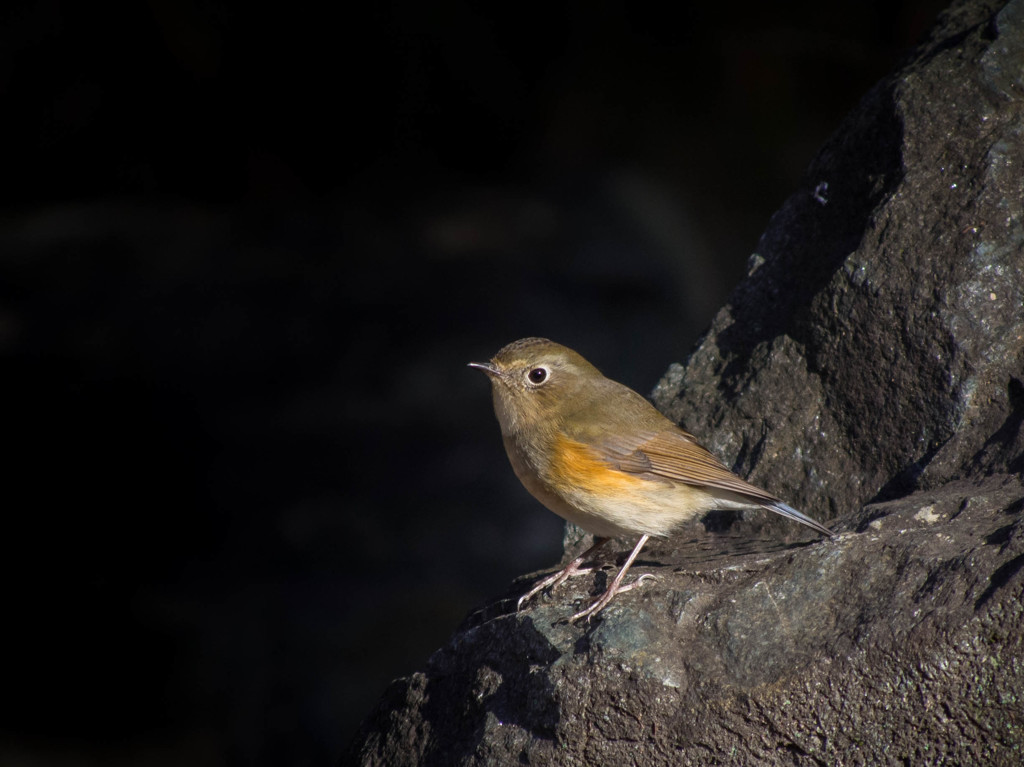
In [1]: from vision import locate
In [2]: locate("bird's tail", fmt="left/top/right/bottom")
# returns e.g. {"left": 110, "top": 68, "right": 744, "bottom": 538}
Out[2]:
{"left": 762, "top": 500, "right": 834, "bottom": 538}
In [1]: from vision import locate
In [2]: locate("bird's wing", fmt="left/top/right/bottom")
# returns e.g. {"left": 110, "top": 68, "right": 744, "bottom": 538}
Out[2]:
{"left": 595, "top": 427, "right": 772, "bottom": 498}
{"left": 593, "top": 427, "right": 834, "bottom": 537}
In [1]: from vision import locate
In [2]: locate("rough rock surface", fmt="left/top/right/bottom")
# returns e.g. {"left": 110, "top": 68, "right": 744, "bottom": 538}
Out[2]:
{"left": 345, "top": 1, "right": 1024, "bottom": 764}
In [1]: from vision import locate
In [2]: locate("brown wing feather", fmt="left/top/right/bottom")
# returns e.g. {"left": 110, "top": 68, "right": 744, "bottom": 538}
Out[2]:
{"left": 596, "top": 427, "right": 782, "bottom": 504}
{"left": 570, "top": 410, "right": 834, "bottom": 537}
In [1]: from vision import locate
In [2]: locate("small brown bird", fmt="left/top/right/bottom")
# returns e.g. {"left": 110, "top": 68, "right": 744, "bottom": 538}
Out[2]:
{"left": 470, "top": 337, "right": 833, "bottom": 622}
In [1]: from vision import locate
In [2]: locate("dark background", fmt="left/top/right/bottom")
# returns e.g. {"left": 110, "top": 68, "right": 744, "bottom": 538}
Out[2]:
{"left": 1, "top": 1, "right": 945, "bottom": 764}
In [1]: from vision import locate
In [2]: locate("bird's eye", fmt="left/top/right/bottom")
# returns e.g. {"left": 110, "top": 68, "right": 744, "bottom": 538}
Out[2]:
{"left": 527, "top": 367, "right": 548, "bottom": 385}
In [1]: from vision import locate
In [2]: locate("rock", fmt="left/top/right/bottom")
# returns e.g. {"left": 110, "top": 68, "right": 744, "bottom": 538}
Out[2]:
{"left": 344, "top": 0, "right": 1024, "bottom": 764}
{"left": 350, "top": 476, "right": 1023, "bottom": 766}
{"left": 651, "top": 0, "right": 1024, "bottom": 529}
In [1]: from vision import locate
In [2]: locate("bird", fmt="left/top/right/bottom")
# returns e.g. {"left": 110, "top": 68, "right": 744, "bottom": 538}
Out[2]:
{"left": 469, "top": 337, "right": 833, "bottom": 622}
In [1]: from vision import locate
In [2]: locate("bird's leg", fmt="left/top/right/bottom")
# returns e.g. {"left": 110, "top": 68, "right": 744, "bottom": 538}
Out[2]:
{"left": 570, "top": 534, "right": 655, "bottom": 623}
{"left": 517, "top": 537, "right": 610, "bottom": 611}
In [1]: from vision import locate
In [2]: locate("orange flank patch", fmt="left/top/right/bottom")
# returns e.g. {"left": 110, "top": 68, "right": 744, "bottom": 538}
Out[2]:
{"left": 543, "top": 432, "right": 714, "bottom": 538}
{"left": 548, "top": 434, "right": 648, "bottom": 496}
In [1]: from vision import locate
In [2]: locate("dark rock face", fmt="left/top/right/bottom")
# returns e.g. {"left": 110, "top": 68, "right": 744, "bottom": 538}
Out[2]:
{"left": 652, "top": 0, "right": 1024, "bottom": 529}
{"left": 345, "top": 1, "right": 1024, "bottom": 764}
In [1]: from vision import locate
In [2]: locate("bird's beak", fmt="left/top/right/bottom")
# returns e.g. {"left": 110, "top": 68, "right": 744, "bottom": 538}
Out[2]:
{"left": 468, "top": 361, "right": 501, "bottom": 377}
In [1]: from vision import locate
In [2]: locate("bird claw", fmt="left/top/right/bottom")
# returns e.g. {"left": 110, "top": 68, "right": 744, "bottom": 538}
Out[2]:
{"left": 616, "top": 573, "right": 657, "bottom": 593}
{"left": 568, "top": 572, "right": 657, "bottom": 623}
{"left": 517, "top": 565, "right": 599, "bottom": 611}
{"left": 516, "top": 538, "right": 611, "bottom": 613}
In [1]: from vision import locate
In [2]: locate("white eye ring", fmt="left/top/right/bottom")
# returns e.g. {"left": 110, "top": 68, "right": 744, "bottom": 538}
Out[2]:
{"left": 526, "top": 367, "right": 549, "bottom": 385}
